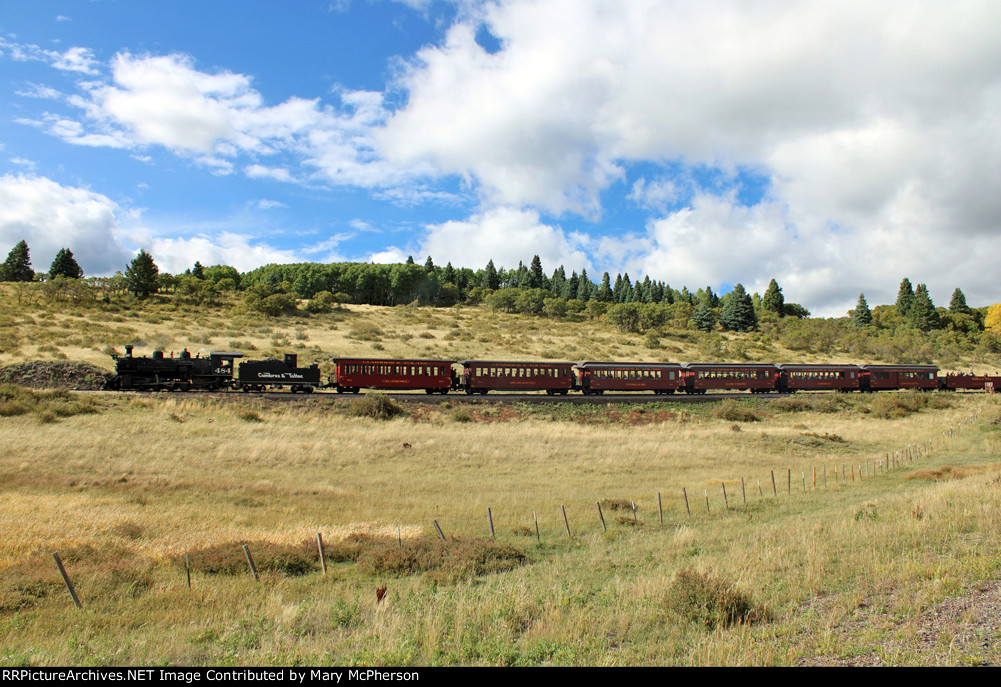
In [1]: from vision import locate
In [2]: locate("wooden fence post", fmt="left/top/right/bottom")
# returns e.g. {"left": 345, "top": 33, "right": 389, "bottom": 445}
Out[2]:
{"left": 657, "top": 492, "right": 663, "bottom": 525}
{"left": 242, "top": 545, "right": 259, "bottom": 582}
{"left": 53, "top": 553, "right": 82, "bottom": 609}
{"left": 721, "top": 482, "right": 729, "bottom": 510}
{"left": 741, "top": 477, "right": 746, "bottom": 505}
{"left": 317, "top": 533, "right": 327, "bottom": 576}
{"left": 771, "top": 470, "right": 777, "bottom": 497}
{"left": 433, "top": 520, "right": 447, "bottom": 542}
{"left": 533, "top": 511, "right": 541, "bottom": 543}
{"left": 561, "top": 505, "right": 571, "bottom": 537}
{"left": 596, "top": 501, "right": 607, "bottom": 532}
{"left": 487, "top": 507, "right": 496, "bottom": 539}
{"left": 682, "top": 488, "right": 691, "bottom": 518}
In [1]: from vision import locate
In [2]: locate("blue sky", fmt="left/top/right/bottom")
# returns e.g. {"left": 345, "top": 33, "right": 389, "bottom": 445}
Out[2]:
{"left": 2, "top": 0, "right": 1000, "bottom": 316}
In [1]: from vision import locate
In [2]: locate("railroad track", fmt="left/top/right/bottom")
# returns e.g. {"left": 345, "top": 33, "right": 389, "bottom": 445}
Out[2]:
{"left": 74, "top": 389, "right": 810, "bottom": 404}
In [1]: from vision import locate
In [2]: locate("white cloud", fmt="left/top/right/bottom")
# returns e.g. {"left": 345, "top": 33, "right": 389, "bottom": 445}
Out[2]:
{"left": 252, "top": 199, "right": 287, "bottom": 210}
{"left": 0, "top": 38, "right": 98, "bottom": 75}
{"left": 627, "top": 178, "right": 683, "bottom": 214}
{"left": 413, "top": 207, "right": 591, "bottom": 272}
{"left": 0, "top": 174, "right": 131, "bottom": 275}
{"left": 145, "top": 232, "right": 301, "bottom": 274}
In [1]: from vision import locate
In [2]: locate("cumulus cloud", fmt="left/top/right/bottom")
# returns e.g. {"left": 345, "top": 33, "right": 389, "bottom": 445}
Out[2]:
{"left": 43, "top": 51, "right": 430, "bottom": 188}
{"left": 0, "top": 174, "right": 132, "bottom": 275}
{"left": 145, "top": 232, "right": 302, "bottom": 274}
{"left": 409, "top": 207, "right": 592, "bottom": 272}
{"left": 377, "top": 0, "right": 1001, "bottom": 311}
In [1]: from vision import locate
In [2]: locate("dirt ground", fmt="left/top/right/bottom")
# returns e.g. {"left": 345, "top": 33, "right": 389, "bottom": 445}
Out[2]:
{"left": 796, "top": 580, "right": 1001, "bottom": 666}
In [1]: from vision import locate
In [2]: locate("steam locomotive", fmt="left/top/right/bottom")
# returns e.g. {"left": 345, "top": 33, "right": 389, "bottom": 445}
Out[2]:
{"left": 104, "top": 345, "right": 321, "bottom": 393}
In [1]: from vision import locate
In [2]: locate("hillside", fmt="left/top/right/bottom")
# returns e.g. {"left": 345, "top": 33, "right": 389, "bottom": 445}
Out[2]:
{"left": 2, "top": 283, "right": 999, "bottom": 377}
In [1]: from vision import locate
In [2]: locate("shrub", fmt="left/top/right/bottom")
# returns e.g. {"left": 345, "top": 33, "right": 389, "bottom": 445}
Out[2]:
{"left": 450, "top": 407, "right": 473, "bottom": 423}
{"left": 184, "top": 540, "right": 319, "bottom": 577}
{"left": 712, "top": 399, "right": 761, "bottom": 422}
{"left": 354, "top": 536, "right": 528, "bottom": 581}
{"left": 665, "top": 568, "right": 767, "bottom": 630}
{"left": 347, "top": 394, "right": 406, "bottom": 420}
{"left": 598, "top": 499, "right": 634, "bottom": 512}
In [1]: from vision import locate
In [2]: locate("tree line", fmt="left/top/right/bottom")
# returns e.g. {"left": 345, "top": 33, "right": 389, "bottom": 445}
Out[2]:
{"left": 3, "top": 239, "right": 997, "bottom": 343}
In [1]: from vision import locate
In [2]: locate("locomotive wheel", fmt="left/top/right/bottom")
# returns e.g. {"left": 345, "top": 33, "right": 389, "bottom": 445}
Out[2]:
{"left": 425, "top": 389, "right": 434, "bottom": 395}
{"left": 465, "top": 388, "right": 474, "bottom": 395}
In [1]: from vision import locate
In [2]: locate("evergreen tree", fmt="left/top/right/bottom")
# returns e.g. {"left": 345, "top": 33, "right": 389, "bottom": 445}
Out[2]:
{"left": 896, "top": 278, "right": 915, "bottom": 318}
{"left": 528, "top": 255, "right": 545, "bottom": 289}
{"left": 690, "top": 303, "right": 717, "bottom": 332}
{"left": 191, "top": 261, "right": 205, "bottom": 279}
{"left": 482, "top": 260, "right": 500, "bottom": 290}
{"left": 549, "top": 265, "right": 565, "bottom": 296}
{"left": 762, "top": 278, "right": 784, "bottom": 315}
{"left": 1, "top": 240, "right": 33, "bottom": 282}
{"left": 48, "top": 248, "right": 83, "bottom": 279}
{"left": 621, "top": 274, "right": 632, "bottom": 302}
{"left": 424, "top": 256, "right": 435, "bottom": 273}
{"left": 577, "top": 269, "right": 592, "bottom": 302}
{"left": 949, "top": 288, "right": 972, "bottom": 315}
{"left": 639, "top": 276, "right": 653, "bottom": 303}
{"left": 125, "top": 250, "right": 160, "bottom": 299}
{"left": 718, "top": 283, "right": 757, "bottom": 331}
{"left": 405, "top": 255, "right": 415, "bottom": 265}
{"left": 661, "top": 283, "right": 674, "bottom": 304}
{"left": 442, "top": 262, "right": 456, "bottom": 284}
{"left": 562, "top": 270, "right": 579, "bottom": 300}
{"left": 597, "top": 273, "right": 613, "bottom": 302}
{"left": 909, "top": 284, "right": 940, "bottom": 331}
{"left": 850, "top": 293, "right": 873, "bottom": 327}
{"left": 650, "top": 280, "right": 663, "bottom": 303}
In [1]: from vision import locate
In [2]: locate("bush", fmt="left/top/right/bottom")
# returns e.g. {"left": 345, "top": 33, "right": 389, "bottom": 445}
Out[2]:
{"left": 347, "top": 394, "right": 406, "bottom": 420}
{"left": 665, "top": 568, "right": 767, "bottom": 630}
{"left": 355, "top": 536, "right": 528, "bottom": 582}
{"left": 712, "top": 399, "right": 761, "bottom": 422}
{"left": 868, "top": 392, "right": 952, "bottom": 419}
{"left": 184, "top": 540, "right": 318, "bottom": 577}
{"left": 450, "top": 407, "right": 473, "bottom": 423}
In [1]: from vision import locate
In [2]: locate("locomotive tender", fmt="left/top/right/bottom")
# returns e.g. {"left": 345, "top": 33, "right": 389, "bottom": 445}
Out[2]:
{"left": 105, "top": 346, "right": 1000, "bottom": 395}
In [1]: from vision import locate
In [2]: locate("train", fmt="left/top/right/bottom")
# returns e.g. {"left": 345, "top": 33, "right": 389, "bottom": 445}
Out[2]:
{"left": 103, "top": 346, "right": 1001, "bottom": 396}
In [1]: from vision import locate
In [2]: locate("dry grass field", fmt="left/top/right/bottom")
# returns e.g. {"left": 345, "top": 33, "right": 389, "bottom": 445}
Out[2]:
{"left": 2, "top": 289, "right": 1001, "bottom": 665}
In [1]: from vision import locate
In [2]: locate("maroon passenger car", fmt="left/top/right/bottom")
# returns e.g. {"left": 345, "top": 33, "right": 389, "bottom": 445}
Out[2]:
{"left": 861, "top": 364, "right": 938, "bottom": 391}
{"left": 777, "top": 364, "right": 862, "bottom": 393}
{"left": 941, "top": 373, "right": 1001, "bottom": 391}
{"left": 574, "top": 362, "right": 685, "bottom": 395}
{"left": 458, "top": 360, "right": 574, "bottom": 395}
{"left": 682, "top": 363, "right": 780, "bottom": 394}
{"left": 329, "top": 358, "right": 455, "bottom": 394}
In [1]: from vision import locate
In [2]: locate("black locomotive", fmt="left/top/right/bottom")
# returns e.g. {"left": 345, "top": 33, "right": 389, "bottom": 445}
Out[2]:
{"left": 104, "top": 346, "right": 323, "bottom": 392}
{"left": 103, "top": 345, "right": 242, "bottom": 391}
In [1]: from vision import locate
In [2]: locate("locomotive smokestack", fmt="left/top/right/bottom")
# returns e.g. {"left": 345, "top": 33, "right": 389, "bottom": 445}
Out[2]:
{"left": 125, "top": 345, "right": 133, "bottom": 358}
